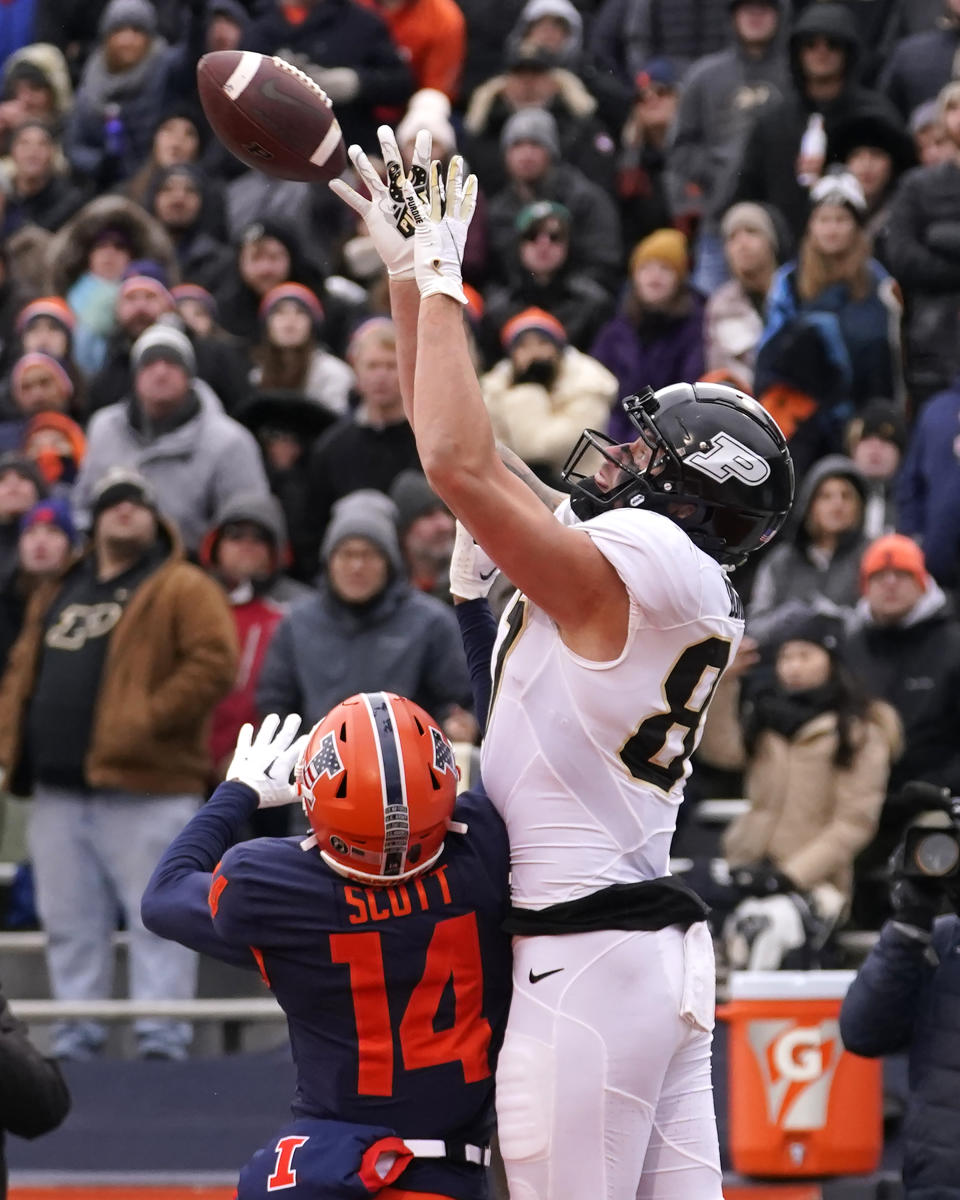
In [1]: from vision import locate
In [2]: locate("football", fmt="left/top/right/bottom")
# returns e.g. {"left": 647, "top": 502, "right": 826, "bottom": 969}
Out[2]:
{"left": 196, "top": 50, "right": 347, "bottom": 183}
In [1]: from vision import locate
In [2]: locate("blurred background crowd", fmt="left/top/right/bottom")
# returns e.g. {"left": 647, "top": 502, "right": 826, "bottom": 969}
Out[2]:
{"left": 0, "top": 0, "right": 958, "bottom": 1061}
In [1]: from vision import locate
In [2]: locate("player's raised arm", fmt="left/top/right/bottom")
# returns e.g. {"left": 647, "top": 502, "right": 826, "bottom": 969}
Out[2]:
{"left": 329, "top": 126, "right": 430, "bottom": 426}
{"left": 403, "top": 158, "right": 627, "bottom": 647}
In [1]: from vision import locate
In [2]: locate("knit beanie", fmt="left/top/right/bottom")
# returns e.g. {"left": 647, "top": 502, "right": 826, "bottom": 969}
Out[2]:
{"left": 776, "top": 609, "right": 845, "bottom": 659}
{"left": 501, "top": 108, "right": 560, "bottom": 158}
{"left": 321, "top": 490, "right": 402, "bottom": 573}
{"left": 172, "top": 283, "right": 218, "bottom": 318}
{"left": 20, "top": 497, "right": 77, "bottom": 544}
{"left": 131, "top": 323, "right": 196, "bottom": 376}
{"left": 860, "top": 534, "right": 927, "bottom": 592}
{"left": 389, "top": 470, "right": 445, "bottom": 535}
{"left": 16, "top": 297, "right": 76, "bottom": 337}
{"left": 629, "top": 229, "right": 689, "bottom": 279}
{"left": 259, "top": 282, "right": 325, "bottom": 327}
{"left": 846, "top": 398, "right": 907, "bottom": 453}
{"left": 501, "top": 306, "right": 567, "bottom": 350}
{"left": 23, "top": 412, "right": 87, "bottom": 485}
{"left": 516, "top": 199, "right": 571, "bottom": 236}
{"left": 100, "top": 0, "right": 157, "bottom": 37}
{"left": 119, "top": 268, "right": 175, "bottom": 310}
{"left": 721, "top": 202, "right": 779, "bottom": 255}
{"left": 0, "top": 451, "right": 48, "bottom": 498}
{"left": 11, "top": 353, "right": 74, "bottom": 404}
{"left": 91, "top": 467, "right": 159, "bottom": 523}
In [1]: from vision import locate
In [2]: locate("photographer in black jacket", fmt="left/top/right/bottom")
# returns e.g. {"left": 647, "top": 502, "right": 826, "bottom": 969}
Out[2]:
{"left": 840, "top": 783, "right": 960, "bottom": 1199}
{"left": 0, "top": 977, "right": 70, "bottom": 1197}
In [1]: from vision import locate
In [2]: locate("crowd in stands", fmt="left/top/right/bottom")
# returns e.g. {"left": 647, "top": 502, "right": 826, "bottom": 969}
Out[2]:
{"left": 0, "top": 0, "right": 959, "bottom": 1054}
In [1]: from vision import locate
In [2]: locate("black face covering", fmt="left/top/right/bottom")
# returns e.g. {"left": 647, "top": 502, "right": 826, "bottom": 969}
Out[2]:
{"left": 513, "top": 357, "right": 559, "bottom": 388}
{"left": 753, "top": 679, "right": 843, "bottom": 740}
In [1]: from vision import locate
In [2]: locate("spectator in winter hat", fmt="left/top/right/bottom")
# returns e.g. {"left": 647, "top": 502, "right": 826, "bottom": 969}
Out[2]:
{"left": 482, "top": 306, "right": 617, "bottom": 484}
{"left": 89, "top": 264, "right": 249, "bottom": 417}
{"left": 464, "top": 41, "right": 618, "bottom": 199}
{"left": 256, "top": 488, "right": 473, "bottom": 734}
{"left": 590, "top": 229, "right": 705, "bottom": 441}
{"left": 216, "top": 219, "right": 312, "bottom": 344}
{"left": 0, "top": 451, "right": 47, "bottom": 588}
{"left": 3, "top": 120, "right": 88, "bottom": 238}
{"left": 206, "top": 0, "right": 248, "bottom": 54}
{"left": 613, "top": 58, "right": 679, "bottom": 256}
{"left": 16, "top": 297, "right": 74, "bottom": 361}
{"left": 73, "top": 323, "right": 269, "bottom": 553}
{"left": 201, "top": 489, "right": 312, "bottom": 820}
{"left": 250, "top": 283, "right": 353, "bottom": 420}
{"left": 666, "top": 0, "right": 788, "bottom": 295}
{"left": 18, "top": 496, "right": 77, "bottom": 555}
{"left": 171, "top": 284, "right": 217, "bottom": 339}
{"left": 9, "top": 353, "right": 74, "bottom": 420}
{"left": 0, "top": 44, "right": 72, "bottom": 152}
{"left": 756, "top": 170, "right": 904, "bottom": 457}
{"left": 487, "top": 105, "right": 622, "bottom": 292}
{"left": 501, "top": 106, "right": 561, "bottom": 161}
{"left": 66, "top": 0, "right": 209, "bottom": 190}
{"left": 845, "top": 398, "right": 906, "bottom": 538}
{"left": 389, "top": 469, "right": 455, "bottom": 604}
{"left": 843, "top": 532, "right": 960, "bottom": 916}
{"left": 482, "top": 200, "right": 614, "bottom": 361}
{"left": 747, "top": 455, "right": 870, "bottom": 647}
{"left": 0, "top": 496, "right": 77, "bottom": 675}
{"left": 124, "top": 107, "right": 210, "bottom": 211}
{"left": 22, "top": 411, "right": 87, "bottom": 489}
{"left": 146, "top": 165, "right": 231, "bottom": 294}
{"left": 235, "top": 388, "right": 339, "bottom": 583}
{"left": 704, "top": 202, "right": 781, "bottom": 390}
{"left": 908, "top": 98, "right": 950, "bottom": 166}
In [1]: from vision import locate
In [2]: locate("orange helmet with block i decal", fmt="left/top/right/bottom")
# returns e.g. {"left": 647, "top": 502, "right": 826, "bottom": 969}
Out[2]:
{"left": 295, "top": 692, "right": 461, "bottom": 885}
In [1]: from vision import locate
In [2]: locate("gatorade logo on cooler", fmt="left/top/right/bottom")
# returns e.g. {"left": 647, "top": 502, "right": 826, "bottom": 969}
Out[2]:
{"left": 747, "top": 1019, "right": 841, "bottom": 1129}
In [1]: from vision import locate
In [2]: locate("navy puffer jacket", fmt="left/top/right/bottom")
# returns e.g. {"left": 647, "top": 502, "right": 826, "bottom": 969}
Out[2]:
{"left": 840, "top": 916, "right": 960, "bottom": 1198}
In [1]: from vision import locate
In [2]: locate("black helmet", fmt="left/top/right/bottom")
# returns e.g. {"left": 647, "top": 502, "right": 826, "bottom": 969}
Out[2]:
{"left": 561, "top": 382, "right": 795, "bottom": 566}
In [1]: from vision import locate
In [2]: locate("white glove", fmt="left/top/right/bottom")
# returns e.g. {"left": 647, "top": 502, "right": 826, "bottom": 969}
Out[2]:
{"left": 449, "top": 520, "right": 499, "bottom": 599}
{"left": 405, "top": 156, "right": 477, "bottom": 304}
{"left": 227, "top": 713, "right": 308, "bottom": 809}
{"left": 329, "top": 125, "right": 432, "bottom": 280}
{"left": 306, "top": 65, "right": 360, "bottom": 104}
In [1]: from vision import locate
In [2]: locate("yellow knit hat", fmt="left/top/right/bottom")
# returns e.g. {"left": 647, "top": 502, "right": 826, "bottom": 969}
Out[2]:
{"left": 629, "top": 229, "right": 689, "bottom": 279}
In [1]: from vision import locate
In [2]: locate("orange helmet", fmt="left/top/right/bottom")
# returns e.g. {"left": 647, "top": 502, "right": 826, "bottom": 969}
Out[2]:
{"left": 295, "top": 692, "right": 460, "bottom": 885}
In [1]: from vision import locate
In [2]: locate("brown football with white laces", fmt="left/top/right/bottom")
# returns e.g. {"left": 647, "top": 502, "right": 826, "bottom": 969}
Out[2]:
{"left": 197, "top": 50, "right": 347, "bottom": 183}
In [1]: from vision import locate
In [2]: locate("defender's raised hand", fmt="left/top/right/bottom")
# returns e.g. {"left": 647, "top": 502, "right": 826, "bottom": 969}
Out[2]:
{"left": 227, "top": 713, "right": 308, "bottom": 809}
{"left": 329, "top": 125, "right": 432, "bottom": 280}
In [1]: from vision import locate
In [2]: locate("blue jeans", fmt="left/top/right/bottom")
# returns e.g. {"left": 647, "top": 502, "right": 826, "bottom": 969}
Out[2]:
{"left": 28, "top": 786, "right": 199, "bottom": 1059}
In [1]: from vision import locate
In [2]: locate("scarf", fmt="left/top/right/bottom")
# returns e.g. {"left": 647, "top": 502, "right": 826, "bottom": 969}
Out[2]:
{"left": 747, "top": 680, "right": 842, "bottom": 742}
{"left": 79, "top": 37, "right": 169, "bottom": 114}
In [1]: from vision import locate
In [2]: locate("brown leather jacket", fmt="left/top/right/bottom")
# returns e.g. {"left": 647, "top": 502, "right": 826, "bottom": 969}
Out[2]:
{"left": 0, "top": 520, "right": 238, "bottom": 797}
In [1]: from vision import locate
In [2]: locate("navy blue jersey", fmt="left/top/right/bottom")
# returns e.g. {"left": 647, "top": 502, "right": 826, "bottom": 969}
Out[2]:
{"left": 211, "top": 794, "right": 511, "bottom": 1138}
{"left": 142, "top": 780, "right": 511, "bottom": 1199}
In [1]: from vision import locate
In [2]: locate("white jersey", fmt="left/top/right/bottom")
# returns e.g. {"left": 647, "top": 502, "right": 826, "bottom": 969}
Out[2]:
{"left": 481, "top": 507, "right": 744, "bottom": 909}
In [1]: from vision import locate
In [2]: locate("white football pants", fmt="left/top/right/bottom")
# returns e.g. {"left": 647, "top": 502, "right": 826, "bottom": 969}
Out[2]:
{"left": 496, "top": 924, "right": 723, "bottom": 1200}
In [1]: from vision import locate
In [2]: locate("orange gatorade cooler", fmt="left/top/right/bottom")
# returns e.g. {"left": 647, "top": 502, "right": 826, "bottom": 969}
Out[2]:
{"left": 719, "top": 970, "right": 883, "bottom": 1177}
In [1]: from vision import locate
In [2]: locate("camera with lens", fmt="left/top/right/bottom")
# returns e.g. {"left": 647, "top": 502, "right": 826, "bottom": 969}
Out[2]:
{"left": 895, "top": 782, "right": 960, "bottom": 884}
